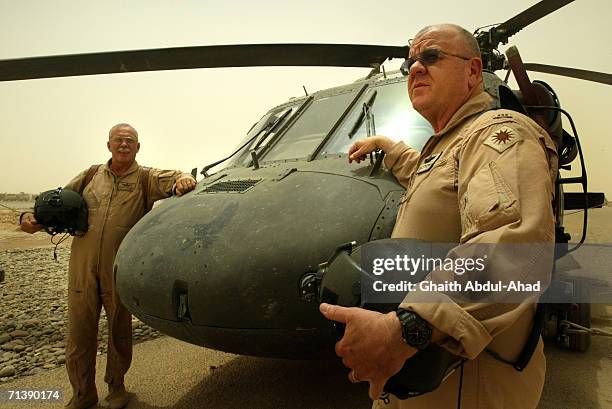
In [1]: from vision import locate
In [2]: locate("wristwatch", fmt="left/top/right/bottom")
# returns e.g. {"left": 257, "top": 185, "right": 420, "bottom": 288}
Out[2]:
{"left": 396, "top": 308, "right": 432, "bottom": 350}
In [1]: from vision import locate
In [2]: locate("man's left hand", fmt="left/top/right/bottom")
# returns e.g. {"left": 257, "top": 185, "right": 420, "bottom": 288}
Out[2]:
{"left": 319, "top": 303, "right": 417, "bottom": 400}
{"left": 175, "top": 177, "right": 196, "bottom": 196}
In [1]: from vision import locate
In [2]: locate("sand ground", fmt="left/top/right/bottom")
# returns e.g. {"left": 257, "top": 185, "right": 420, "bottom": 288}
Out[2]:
{"left": 0, "top": 207, "right": 60, "bottom": 251}
{"left": 0, "top": 205, "right": 610, "bottom": 408}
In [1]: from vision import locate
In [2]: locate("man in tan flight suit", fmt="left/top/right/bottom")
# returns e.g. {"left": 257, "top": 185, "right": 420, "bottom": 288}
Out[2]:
{"left": 319, "top": 25, "right": 558, "bottom": 408}
{"left": 21, "top": 123, "right": 196, "bottom": 409}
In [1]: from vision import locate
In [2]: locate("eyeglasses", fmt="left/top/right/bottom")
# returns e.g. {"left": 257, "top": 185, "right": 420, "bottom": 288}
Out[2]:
{"left": 110, "top": 136, "right": 138, "bottom": 145}
{"left": 400, "top": 48, "right": 471, "bottom": 76}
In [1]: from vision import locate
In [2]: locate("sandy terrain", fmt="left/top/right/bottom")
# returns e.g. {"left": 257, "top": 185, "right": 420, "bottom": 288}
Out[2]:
{"left": 0, "top": 204, "right": 610, "bottom": 408}
{"left": 0, "top": 207, "right": 60, "bottom": 251}
{"left": 563, "top": 205, "right": 612, "bottom": 244}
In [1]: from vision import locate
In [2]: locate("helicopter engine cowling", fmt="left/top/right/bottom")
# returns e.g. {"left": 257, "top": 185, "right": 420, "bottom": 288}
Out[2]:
{"left": 115, "top": 157, "right": 402, "bottom": 358}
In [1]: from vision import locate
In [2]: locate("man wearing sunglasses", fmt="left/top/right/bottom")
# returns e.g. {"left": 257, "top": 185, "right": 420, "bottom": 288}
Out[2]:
{"left": 320, "top": 24, "right": 557, "bottom": 408}
{"left": 21, "top": 123, "right": 196, "bottom": 409}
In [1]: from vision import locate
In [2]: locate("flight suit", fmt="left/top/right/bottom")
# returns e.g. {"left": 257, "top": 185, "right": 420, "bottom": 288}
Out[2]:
{"left": 374, "top": 92, "right": 558, "bottom": 408}
{"left": 64, "top": 160, "right": 192, "bottom": 398}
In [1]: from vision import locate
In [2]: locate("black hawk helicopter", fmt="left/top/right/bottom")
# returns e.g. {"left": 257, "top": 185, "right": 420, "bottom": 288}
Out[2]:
{"left": 2, "top": 0, "right": 610, "bottom": 394}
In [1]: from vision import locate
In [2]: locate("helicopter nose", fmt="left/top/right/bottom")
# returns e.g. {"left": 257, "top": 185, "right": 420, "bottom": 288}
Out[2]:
{"left": 114, "top": 162, "right": 400, "bottom": 357}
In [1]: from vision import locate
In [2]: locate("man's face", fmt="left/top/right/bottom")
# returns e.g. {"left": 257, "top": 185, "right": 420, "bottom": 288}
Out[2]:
{"left": 107, "top": 126, "right": 140, "bottom": 166}
{"left": 407, "top": 27, "right": 475, "bottom": 128}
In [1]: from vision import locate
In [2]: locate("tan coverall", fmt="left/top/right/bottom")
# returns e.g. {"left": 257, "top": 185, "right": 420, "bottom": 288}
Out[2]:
{"left": 64, "top": 160, "right": 192, "bottom": 397}
{"left": 374, "top": 92, "right": 558, "bottom": 409}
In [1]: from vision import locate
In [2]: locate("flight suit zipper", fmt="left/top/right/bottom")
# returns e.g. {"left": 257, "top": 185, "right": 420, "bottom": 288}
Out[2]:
{"left": 96, "top": 172, "right": 117, "bottom": 276}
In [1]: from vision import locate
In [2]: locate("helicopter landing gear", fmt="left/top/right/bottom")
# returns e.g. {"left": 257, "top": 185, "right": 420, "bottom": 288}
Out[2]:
{"left": 563, "top": 302, "right": 591, "bottom": 352}
{"left": 544, "top": 278, "right": 592, "bottom": 352}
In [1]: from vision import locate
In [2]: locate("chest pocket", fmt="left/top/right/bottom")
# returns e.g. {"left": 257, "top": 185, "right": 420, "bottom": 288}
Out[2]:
{"left": 79, "top": 164, "right": 103, "bottom": 209}
{"left": 82, "top": 185, "right": 100, "bottom": 210}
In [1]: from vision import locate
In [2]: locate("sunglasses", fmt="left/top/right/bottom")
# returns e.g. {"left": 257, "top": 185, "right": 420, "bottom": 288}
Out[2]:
{"left": 400, "top": 48, "right": 471, "bottom": 76}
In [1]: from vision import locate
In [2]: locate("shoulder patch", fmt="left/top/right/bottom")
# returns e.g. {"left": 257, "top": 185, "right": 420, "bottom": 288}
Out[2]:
{"left": 483, "top": 126, "right": 522, "bottom": 153}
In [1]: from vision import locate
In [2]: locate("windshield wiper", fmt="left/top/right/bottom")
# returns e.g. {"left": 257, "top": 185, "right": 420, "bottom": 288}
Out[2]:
{"left": 253, "top": 108, "right": 292, "bottom": 152}
{"left": 248, "top": 108, "right": 294, "bottom": 167}
{"left": 348, "top": 90, "right": 378, "bottom": 139}
{"left": 201, "top": 110, "right": 290, "bottom": 176}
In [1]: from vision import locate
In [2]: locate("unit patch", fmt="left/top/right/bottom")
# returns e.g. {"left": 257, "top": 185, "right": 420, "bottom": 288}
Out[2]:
{"left": 492, "top": 112, "right": 513, "bottom": 119}
{"left": 117, "top": 182, "right": 136, "bottom": 192}
{"left": 416, "top": 152, "right": 442, "bottom": 174}
{"left": 484, "top": 126, "right": 522, "bottom": 153}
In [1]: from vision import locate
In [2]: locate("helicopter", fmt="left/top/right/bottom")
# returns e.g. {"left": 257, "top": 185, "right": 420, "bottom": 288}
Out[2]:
{"left": 1, "top": 0, "right": 610, "bottom": 370}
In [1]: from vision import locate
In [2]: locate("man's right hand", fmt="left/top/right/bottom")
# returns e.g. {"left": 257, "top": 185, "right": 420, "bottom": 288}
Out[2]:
{"left": 20, "top": 212, "right": 43, "bottom": 234}
{"left": 319, "top": 303, "right": 417, "bottom": 400}
{"left": 348, "top": 136, "right": 394, "bottom": 163}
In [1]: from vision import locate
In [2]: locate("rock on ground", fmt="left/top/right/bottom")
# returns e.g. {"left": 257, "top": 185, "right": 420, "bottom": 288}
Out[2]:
{"left": 0, "top": 246, "right": 162, "bottom": 383}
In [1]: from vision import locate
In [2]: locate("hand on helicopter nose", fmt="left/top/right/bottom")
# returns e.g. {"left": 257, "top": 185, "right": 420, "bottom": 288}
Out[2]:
{"left": 319, "top": 303, "right": 417, "bottom": 401}
{"left": 348, "top": 136, "right": 395, "bottom": 164}
{"left": 174, "top": 176, "right": 196, "bottom": 196}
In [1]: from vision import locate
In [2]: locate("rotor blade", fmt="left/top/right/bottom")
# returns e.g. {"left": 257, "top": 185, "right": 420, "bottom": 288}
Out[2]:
{"left": 0, "top": 44, "right": 408, "bottom": 82}
{"left": 525, "top": 63, "right": 612, "bottom": 86}
{"left": 496, "top": 0, "right": 574, "bottom": 40}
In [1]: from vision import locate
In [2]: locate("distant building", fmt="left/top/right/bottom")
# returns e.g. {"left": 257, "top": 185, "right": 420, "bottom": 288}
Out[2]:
{"left": 0, "top": 192, "right": 36, "bottom": 201}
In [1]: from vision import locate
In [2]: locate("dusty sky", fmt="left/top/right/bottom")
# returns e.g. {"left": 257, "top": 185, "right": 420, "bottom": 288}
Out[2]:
{"left": 1, "top": 0, "right": 610, "bottom": 198}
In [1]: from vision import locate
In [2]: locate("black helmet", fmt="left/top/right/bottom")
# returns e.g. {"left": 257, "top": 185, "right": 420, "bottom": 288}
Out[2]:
{"left": 300, "top": 239, "right": 460, "bottom": 399}
{"left": 34, "top": 188, "right": 88, "bottom": 236}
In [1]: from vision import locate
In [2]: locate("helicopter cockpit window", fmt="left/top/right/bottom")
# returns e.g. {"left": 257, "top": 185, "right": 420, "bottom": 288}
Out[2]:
{"left": 262, "top": 88, "right": 359, "bottom": 162}
{"left": 319, "top": 80, "right": 433, "bottom": 156}
{"left": 226, "top": 102, "right": 304, "bottom": 167}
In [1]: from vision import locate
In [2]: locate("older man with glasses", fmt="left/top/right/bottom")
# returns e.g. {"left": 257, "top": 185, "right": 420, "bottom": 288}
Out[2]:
{"left": 320, "top": 24, "right": 558, "bottom": 408}
{"left": 20, "top": 123, "right": 196, "bottom": 409}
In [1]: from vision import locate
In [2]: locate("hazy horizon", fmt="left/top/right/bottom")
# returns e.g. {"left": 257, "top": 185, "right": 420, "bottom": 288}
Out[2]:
{"left": 1, "top": 0, "right": 611, "bottom": 198}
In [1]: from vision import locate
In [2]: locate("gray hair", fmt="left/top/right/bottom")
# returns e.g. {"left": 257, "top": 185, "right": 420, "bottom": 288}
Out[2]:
{"left": 108, "top": 123, "right": 138, "bottom": 139}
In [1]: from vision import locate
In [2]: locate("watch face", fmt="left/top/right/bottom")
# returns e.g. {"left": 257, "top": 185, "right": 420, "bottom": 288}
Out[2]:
{"left": 406, "top": 323, "right": 430, "bottom": 346}
{"left": 399, "top": 310, "right": 432, "bottom": 349}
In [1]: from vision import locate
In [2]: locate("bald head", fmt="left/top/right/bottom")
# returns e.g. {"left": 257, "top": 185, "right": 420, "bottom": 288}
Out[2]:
{"left": 413, "top": 24, "right": 480, "bottom": 59}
